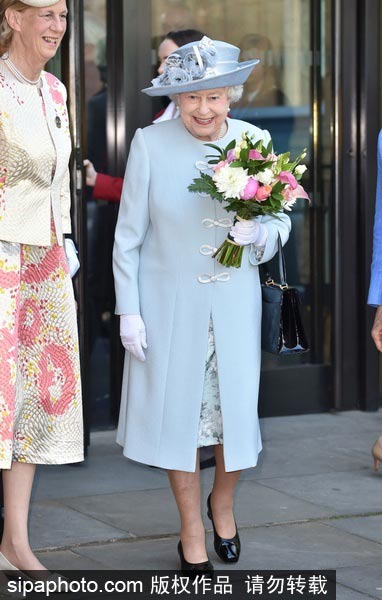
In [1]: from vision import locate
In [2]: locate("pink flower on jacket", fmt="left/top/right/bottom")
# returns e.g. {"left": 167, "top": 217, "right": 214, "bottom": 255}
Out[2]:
{"left": 44, "top": 72, "right": 64, "bottom": 105}
{"left": 256, "top": 184, "right": 272, "bottom": 202}
{"left": 278, "top": 171, "right": 298, "bottom": 189}
{"left": 240, "top": 177, "right": 259, "bottom": 200}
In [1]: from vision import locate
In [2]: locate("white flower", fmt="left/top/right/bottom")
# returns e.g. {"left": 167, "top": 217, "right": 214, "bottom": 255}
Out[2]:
{"left": 256, "top": 168, "right": 275, "bottom": 186}
{"left": 234, "top": 140, "right": 248, "bottom": 159}
{"left": 295, "top": 165, "right": 307, "bottom": 176}
{"left": 282, "top": 197, "right": 297, "bottom": 211}
{"left": 212, "top": 165, "right": 249, "bottom": 199}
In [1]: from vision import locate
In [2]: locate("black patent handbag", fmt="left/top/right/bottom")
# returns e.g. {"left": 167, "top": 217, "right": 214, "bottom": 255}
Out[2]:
{"left": 261, "top": 234, "right": 309, "bottom": 355}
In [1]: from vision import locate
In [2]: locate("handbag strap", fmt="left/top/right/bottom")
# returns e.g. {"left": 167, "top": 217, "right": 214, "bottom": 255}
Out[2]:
{"left": 261, "top": 233, "right": 288, "bottom": 288}
{"left": 277, "top": 233, "right": 287, "bottom": 287}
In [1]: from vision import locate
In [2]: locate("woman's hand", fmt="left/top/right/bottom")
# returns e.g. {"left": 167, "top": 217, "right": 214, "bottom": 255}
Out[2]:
{"left": 83, "top": 159, "right": 98, "bottom": 187}
{"left": 371, "top": 306, "right": 382, "bottom": 352}
{"left": 120, "top": 314, "right": 147, "bottom": 361}
{"left": 230, "top": 219, "right": 268, "bottom": 246}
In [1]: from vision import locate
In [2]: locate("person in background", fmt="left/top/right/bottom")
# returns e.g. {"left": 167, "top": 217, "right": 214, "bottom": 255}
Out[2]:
{"left": 235, "top": 34, "right": 287, "bottom": 109}
{"left": 0, "top": 0, "right": 83, "bottom": 574}
{"left": 83, "top": 29, "right": 205, "bottom": 202}
{"left": 113, "top": 36, "right": 291, "bottom": 575}
{"left": 368, "top": 129, "right": 382, "bottom": 472}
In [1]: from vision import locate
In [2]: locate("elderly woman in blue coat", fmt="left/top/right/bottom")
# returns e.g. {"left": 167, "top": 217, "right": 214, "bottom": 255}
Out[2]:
{"left": 113, "top": 37, "right": 291, "bottom": 574}
{"left": 368, "top": 129, "right": 382, "bottom": 471}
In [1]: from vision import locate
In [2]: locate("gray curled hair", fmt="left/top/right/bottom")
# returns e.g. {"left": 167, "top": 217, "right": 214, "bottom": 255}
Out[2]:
{"left": 227, "top": 85, "right": 244, "bottom": 103}
{"left": 0, "top": 1, "right": 28, "bottom": 56}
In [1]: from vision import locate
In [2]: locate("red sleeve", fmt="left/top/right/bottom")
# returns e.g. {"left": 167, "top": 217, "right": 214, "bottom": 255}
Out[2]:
{"left": 92, "top": 173, "right": 124, "bottom": 203}
{"left": 153, "top": 107, "right": 165, "bottom": 121}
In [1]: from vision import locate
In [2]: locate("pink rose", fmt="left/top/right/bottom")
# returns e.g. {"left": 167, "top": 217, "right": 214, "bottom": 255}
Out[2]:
{"left": 226, "top": 149, "right": 236, "bottom": 163}
{"left": 213, "top": 160, "right": 228, "bottom": 171}
{"left": 249, "top": 149, "right": 264, "bottom": 160}
{"left": 256, "top": 184, "right": 272, "bottom": 201}
{"left": 240, "top": 177, "right": 259, "bottom": 200}
{"left": 278, "top": 171, "right": 298, "bottom": 189}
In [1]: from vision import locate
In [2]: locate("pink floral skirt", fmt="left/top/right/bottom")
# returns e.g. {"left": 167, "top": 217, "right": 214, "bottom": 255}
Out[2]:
{"left": 0, "top": 232, "right": 83, "bottom": 469}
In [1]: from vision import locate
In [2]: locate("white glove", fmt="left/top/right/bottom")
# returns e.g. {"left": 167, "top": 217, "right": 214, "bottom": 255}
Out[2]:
{"left": 120, "top": 314, "right": 147, "bottom": 362}
{"left": 230, "top": 219, "right": 268, "bottom": 247}
{"left": 64, "top": 238, "right": 80, "bottom": 278}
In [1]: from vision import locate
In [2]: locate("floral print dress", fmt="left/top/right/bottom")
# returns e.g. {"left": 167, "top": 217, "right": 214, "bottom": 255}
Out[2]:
{"left": 197, "top": 317, "right": 223, "bottom": 447}
{"left": 0, "top": 63, "right": 83, "bottom": 469}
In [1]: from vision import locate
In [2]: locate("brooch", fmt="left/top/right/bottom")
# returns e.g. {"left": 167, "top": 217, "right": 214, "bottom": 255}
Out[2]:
{"left": 55, "top": 116, "right": 61, "bottom": 128}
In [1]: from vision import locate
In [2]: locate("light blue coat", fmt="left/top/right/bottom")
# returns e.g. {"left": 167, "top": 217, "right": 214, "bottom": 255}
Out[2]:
{"left": 113, "top": 117, "right": 291, "bottom": 472}
{"left": 368, "top": 130, "right": 382, "bottom": 306}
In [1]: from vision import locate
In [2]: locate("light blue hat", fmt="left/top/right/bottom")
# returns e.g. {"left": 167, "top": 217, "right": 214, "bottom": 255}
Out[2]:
{"left": 142, "top": 36, "right": 259, "bottom": 97}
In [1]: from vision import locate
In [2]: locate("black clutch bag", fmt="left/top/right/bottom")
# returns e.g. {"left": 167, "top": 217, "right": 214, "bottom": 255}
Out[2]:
{"left": 261, "top": 234, "right": 309, "bottom": 355}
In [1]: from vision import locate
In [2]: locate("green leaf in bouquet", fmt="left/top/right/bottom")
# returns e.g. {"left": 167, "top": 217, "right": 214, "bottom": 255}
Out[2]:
{"left": 204, "top": 143, "right": 224, "bottom": 155}
{"left": 224, "top": 200, "right": 245, "bottom": 213}
{"left": 188, "top": 174, "right": 224, "bottom": 202}
{"left": 240, "top": 147, "right": 249, "bottom": 163}
{"left": 276, "top": 152, "right": 291, "bottom": 170}
{"left": 269, "top": 198, "right": 282, "bottom": 210}
{"left": 289, "top": 148, "right": 307, "bottom": 171}
{"left": 224, "top": 139, "right": 236, "bottom": 153}
{"left": 266, "top": 139, "right": 273, "bottom": 155}
{"left": 207, "top": 159, "right": 220, "bottom": 165}
{"left": 272, "top": 180, "right": 284, "bottom": 194}
{"left": 253, "top": 139, "right": 264, "bottom": 151}
{"left": 229, "top": 161, "right": 247, "bottom": 168}
{"left": 272, "top": 192, "right": 285, "bottom": 201}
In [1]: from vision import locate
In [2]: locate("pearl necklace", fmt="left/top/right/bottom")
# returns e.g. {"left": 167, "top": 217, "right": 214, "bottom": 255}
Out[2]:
{"left": 1, "top": 52, "right": 42, "bottom": 87}
{"left": 216, "top": 121, "right": 228, "bottom": 140}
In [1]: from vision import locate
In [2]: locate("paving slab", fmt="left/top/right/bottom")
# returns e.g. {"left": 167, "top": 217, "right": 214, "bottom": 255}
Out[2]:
{"left": 32, "top": 455, "right": 168, "bottom": 501}
{"left": 35, "top": 549, "right": 106, "bottom": 570}
{"left": 62, "top": 488, "right": 180, "bottom": 537}
{"left": 259, "top": 411, "right": 382, "bottom": 440}
{"left": 255, "top": 470, "right": 382, "bottom": 515}
{"left": 29, "top": 501, "right": 131, "bottom": 550}
{"left": 240, "top": 438, "right": 369, "bottom": 482}
{"left": 61, "top": 480, "right": 335, "bottom": 539}
{"left": 55, "top": 521, "right": 382, "bottom": 571}
{"left": 336, "top": 583, "right": 376, "bottom": 600}
{"left": 323, "top": 515, "right": 382, "bottom": 545}
{"left": 337, "top": 565, "right": 382, "bottom": 599}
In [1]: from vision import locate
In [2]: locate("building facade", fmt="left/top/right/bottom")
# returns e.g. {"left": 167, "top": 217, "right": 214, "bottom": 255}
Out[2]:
{"left": 57, "top": 0, "right": 381, "bottom": 441}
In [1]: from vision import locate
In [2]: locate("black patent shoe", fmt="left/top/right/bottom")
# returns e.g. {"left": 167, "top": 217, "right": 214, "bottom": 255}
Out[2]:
{"left": 207, "top": 493, "right": 241, "bottom": 563}
{"left": 177, "top": 541, "right": 214, "bottom": 579}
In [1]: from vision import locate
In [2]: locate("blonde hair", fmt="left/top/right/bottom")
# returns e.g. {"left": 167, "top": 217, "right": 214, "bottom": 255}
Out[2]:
{"left": 0, "top": 1, "right": 28, "bottom": 56}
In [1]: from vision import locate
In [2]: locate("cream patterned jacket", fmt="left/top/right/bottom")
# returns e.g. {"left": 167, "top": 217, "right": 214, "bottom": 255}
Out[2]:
{"left": 0, "top": 60, "right": 72, "bottom": 246}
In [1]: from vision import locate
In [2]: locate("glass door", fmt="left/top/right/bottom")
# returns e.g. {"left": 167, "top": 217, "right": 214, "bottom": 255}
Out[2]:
{"left": 147, "top": 0, "right": 333, "bottom": 416}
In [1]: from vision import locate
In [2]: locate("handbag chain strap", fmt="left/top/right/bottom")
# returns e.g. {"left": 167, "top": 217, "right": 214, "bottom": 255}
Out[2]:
{"left": 264, "top": 233, "right": 289, "bottom": 289}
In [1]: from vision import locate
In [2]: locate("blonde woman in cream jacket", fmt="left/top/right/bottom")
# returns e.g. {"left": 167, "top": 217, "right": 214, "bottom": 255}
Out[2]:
{"left": 0, "top": 0, "right": 82, "bottom": 574}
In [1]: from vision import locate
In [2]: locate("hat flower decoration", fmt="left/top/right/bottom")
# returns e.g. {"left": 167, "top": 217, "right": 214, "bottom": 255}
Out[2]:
{"left": 141, "top": 36, "right": 259, "bottom": 96}
{"left": 152, "top": 36, "right": 218, "bottom": 88}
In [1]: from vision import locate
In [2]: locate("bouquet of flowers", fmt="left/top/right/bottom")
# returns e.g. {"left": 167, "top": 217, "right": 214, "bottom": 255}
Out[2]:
{"left": 188, "top": 132, "right": 310, "bottom": 267}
